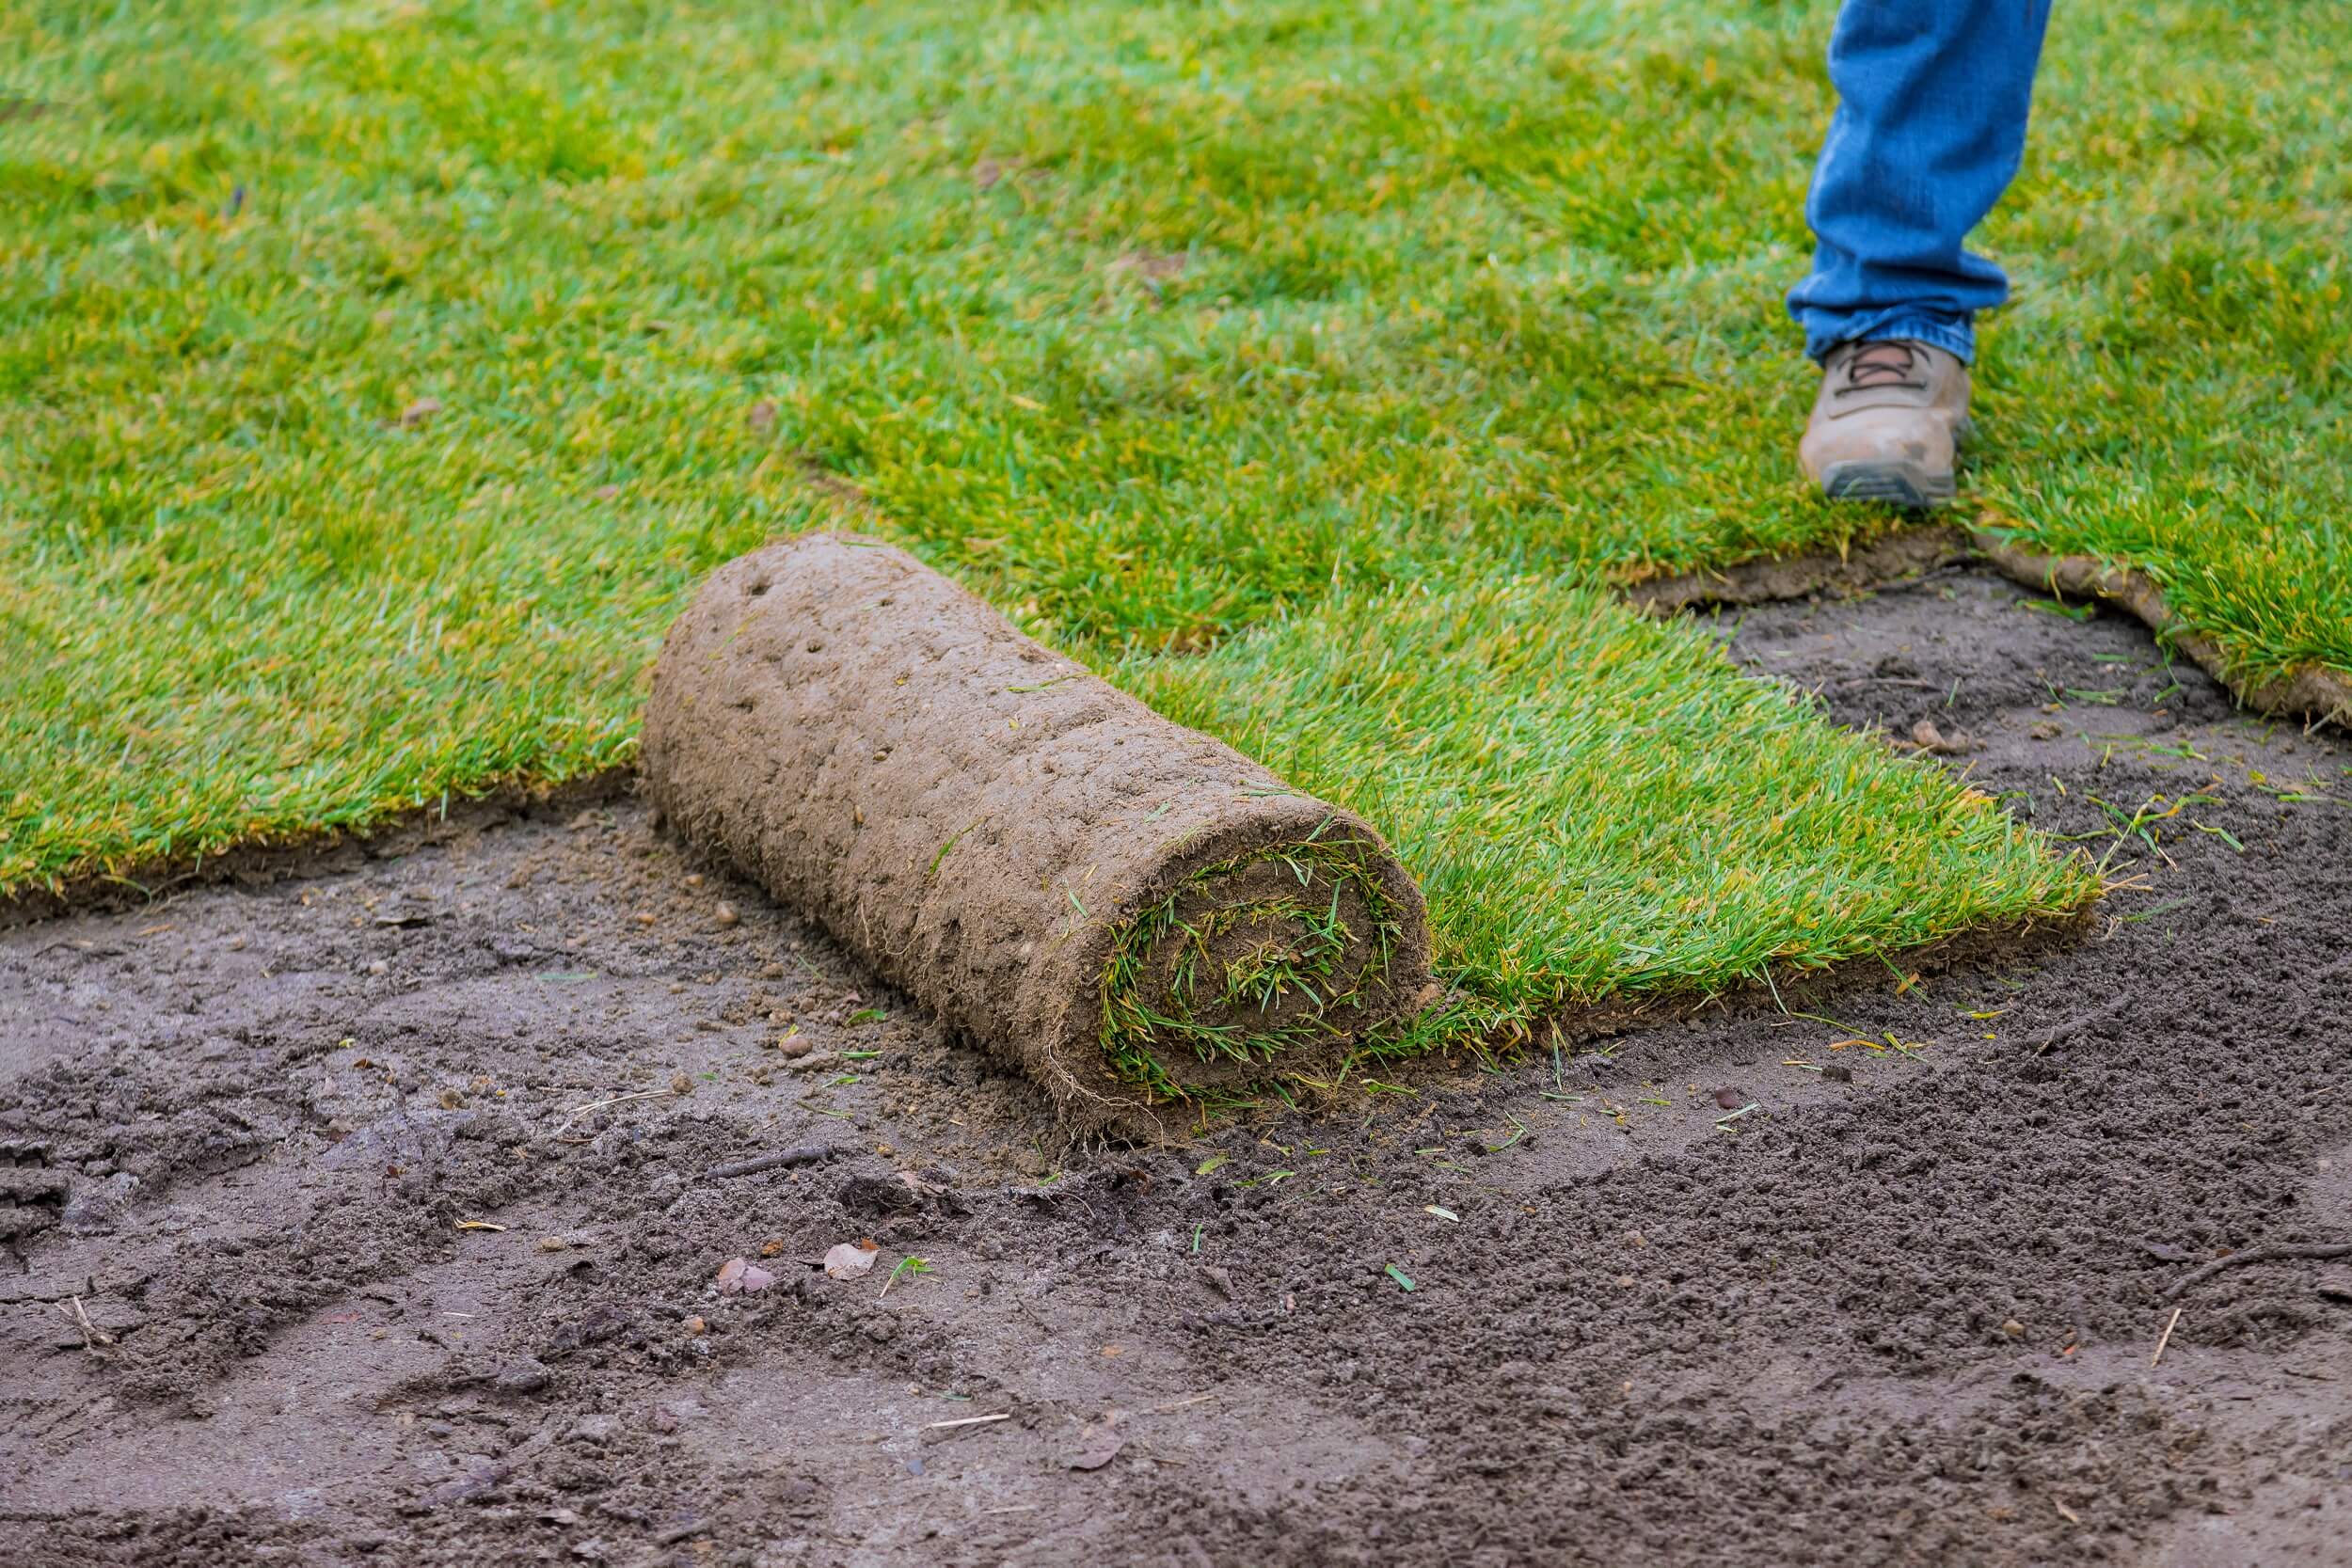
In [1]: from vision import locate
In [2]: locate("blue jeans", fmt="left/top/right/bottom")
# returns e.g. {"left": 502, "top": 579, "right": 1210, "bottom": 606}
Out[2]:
{"left": 1787, "top": 0, "right": 2055, "bottom": 365}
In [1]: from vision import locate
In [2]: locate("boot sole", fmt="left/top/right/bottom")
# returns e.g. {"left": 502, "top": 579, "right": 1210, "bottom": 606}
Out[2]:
{"left": 1820, "top": 461, "right": 1955, "bottom": 511}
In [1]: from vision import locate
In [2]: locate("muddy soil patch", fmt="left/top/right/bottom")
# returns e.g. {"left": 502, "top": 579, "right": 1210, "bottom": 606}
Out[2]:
{"left": 4, "top": 568, "right": 2348, "bottom": 1566}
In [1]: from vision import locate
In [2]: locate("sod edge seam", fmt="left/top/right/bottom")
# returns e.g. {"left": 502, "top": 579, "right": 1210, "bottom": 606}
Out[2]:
{"left": 1625, "top": 521, "right": 2352, "bottom": 732}
{"left": 1969, "top": 529, "right": 2352, "bottom": 731}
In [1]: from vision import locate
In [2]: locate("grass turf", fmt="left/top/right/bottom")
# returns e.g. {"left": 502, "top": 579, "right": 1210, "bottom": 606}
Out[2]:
{"left": 8, "top": 0, "right": 2326, "bottom": 1013}
{"left": 1129, "top": 576, "right": 2089, "bottom": 1047}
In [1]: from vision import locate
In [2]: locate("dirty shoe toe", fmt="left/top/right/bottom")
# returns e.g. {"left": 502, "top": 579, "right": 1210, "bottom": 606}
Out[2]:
{"left": 1799, "top": 340, "right": 1972, "bottom": 509}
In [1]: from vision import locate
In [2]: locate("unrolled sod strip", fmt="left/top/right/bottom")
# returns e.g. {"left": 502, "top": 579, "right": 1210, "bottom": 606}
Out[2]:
{"left": 642, "top": 532, "right": 1433, "bottom": 1134}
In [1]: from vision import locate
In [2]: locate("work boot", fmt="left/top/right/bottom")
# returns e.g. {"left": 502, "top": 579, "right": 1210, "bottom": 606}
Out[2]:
{"left": 1799, "top": 339, "right": 1973, "bottom": 508}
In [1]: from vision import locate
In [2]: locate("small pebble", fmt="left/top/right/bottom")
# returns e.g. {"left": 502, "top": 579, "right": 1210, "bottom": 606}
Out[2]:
{"left": 684, "top": 873, "right": 704, "bottom": 888}
{"left": 670, "top": 1070, "right": 694, "bottom": 1096}
{"left": 367, "top": 959, "right": 389, "bottom": 976}
{"left": 1713, "top": 1087, "right": 1747, "bottom": 1110}
{"left": 714, "top": 902, "right": 739, "bottom": 928}
{"left": 634, "top": 911, "right": 658, "bottom": 927}
{"left": 683, "top": 1316, "right": 707, "bottom": 1336}
{"left": 568, "top": 1414, "right": 618, "bottom": 1446}
{"left": 2001, "top": 1319, "right": 2026, "bottom": 1338}
{"left": 760, "top": 962, "right": 787, "bottom": 980}
{"left": 538, "top": 1236, "right": 568, "bottom": 1253}
{"left": 778, "top": 1034, "right": 815, "bottom": 1059}
{"left": 494, "top": 1356, "right": 551, "bottom": 1394}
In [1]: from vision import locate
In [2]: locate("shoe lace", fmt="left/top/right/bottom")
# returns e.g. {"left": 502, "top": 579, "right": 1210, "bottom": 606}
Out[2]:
{"left": 1835, "top": 341, "right": 1927, "bottom": 395}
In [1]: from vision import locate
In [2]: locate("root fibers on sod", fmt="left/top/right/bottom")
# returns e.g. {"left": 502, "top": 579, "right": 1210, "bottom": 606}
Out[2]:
{"left": 643, "top": 533, "right": 1431, "bottom": 1132}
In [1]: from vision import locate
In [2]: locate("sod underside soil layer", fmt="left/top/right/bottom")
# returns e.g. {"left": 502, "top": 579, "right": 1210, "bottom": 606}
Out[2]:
{"left": 642, "top": 533, "right": 1430, "bottom": 1132}
{"left": 7, "top": 570, "right": 2345, "bottom": 1567}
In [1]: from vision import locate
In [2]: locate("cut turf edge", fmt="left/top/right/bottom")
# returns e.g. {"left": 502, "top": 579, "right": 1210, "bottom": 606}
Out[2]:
{"left": 1316, "top": 904, "right": 2097, "bottom": 1120}
{"left": 0, "top": 769, "right": 636, "bottom": 928}
{"left": 1034, "top": 905, "right": 2100, "bottom": 1142}
{"left": 1970, "top": 528, "right": 2352, "bottom": 731}
{"left": 1622, "top": 525, "right": 1973, "bottom": 614}
{"left": 1629, "top": 523, "right": 2352, "bottom": 732}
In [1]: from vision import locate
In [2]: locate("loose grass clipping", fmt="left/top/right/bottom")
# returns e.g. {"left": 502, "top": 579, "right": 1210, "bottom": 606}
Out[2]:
{"left": 642, "top": 533, "right": 1433, "bottom": 1136}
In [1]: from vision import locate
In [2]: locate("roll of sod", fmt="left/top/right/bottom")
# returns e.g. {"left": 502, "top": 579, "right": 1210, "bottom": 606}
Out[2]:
{"left": 642, "top": 532, "right": 1433, "bottom": 1135}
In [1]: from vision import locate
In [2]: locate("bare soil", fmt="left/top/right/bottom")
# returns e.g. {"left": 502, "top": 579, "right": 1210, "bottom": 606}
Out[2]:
{"left": 5, "top": 566, "right": 2348, "bottom": 1567}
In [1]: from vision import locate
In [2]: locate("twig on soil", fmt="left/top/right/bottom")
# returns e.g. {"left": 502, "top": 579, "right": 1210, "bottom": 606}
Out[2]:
{"left": 1830, "top": 675, "right": 1945, "bottom": 691}
{"left": 926, "top": 1413, "right": 1011, "bottom": 1431}
{"left": 2149, "top": 1307, "right": 2183, "bottom": 1368}
{"left": 59, "top": 1295, "right": 114, "bottom": 1350}
{"left": 561, "top": 1086, "right": 675, "bottom": 1117}
{"left": 2160, "top": 1243, "right": 2352, "bottom": 1303}
{"left": 705, "top": 1144, "right": 845, "bottom": 1179}
{"left": 2027, "top": 993, "right": 2132, "bottom": 1056}
{"left": 1148, "top": 1393, "right": 1218, "bottom": 1415}
{"left": 552, "top": 1085, "right": 675, "bottom": 1134}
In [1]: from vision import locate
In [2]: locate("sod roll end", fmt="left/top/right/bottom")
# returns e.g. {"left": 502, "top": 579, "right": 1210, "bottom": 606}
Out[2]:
{"left": 642, "top": 533, "right": 1434, "bottom": 1134}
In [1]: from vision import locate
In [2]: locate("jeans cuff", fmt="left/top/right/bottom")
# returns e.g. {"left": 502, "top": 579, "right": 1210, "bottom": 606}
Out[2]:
{"left": 1805, "top": 312, "right": 1976, "bottom": 366}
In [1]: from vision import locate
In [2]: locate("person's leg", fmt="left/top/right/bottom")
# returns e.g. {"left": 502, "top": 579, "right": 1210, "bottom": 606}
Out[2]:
{"left": 1788, "top": 0, "right": 2055, "bottom": 367}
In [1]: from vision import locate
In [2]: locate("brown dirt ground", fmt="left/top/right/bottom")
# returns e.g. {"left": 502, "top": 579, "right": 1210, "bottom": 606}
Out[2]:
{"left": 4, "top": 567, "right": 2348, "bottom": 1567}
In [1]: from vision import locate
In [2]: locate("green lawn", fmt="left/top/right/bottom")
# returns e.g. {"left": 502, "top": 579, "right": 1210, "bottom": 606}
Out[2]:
{"left": 1130, "top": 577, "right": 2079, "bottom": 1043}
{"left": 7, "top": 0, "right": 2336, "bottom": 1015}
